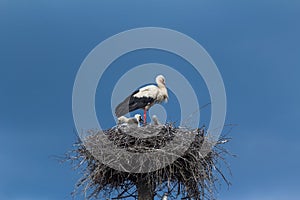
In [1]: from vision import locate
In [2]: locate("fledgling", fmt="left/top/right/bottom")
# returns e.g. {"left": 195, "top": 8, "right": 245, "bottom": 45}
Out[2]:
{"left": 117, "top": 114, "right": 143, "bottom": 127}
{"left": 151, "top": 115, "right": 161, "bottom": 125}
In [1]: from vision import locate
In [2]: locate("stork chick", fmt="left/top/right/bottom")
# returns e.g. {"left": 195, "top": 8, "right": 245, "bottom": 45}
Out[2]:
{"left": 117, "top": 114, "right": 143, "bottom": 127}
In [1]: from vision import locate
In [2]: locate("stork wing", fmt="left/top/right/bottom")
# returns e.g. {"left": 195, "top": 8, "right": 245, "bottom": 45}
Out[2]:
{"left": 115, "top": 85, "right": 157, "bottom": 117}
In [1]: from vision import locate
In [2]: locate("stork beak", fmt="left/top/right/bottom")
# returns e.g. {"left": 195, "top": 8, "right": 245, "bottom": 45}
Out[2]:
{"left": 139, "top": 117, "right": 144, "bottom": 123}
{"left": 139, "top": 118, "right": 144, "bottom": 124}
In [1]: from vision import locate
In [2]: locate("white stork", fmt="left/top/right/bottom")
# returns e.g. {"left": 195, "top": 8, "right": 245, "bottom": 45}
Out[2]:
{"left": 117, "top": 114, "right": 143, "bottom": 127}
{"left": 115, "top": 75, "right": 168, "bottom": 124}
{"left": 151, "top": 115, "right": 161, "bottom": 125}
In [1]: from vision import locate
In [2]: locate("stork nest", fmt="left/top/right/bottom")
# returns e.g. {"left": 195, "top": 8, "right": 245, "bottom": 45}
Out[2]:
{"left": 65, "top": 124, "right": 232, "bottom": 200}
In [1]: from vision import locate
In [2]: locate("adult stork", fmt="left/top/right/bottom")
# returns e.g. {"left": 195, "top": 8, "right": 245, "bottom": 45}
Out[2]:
{"left": 115, "top": 75, "right": 168, "bottom": 124}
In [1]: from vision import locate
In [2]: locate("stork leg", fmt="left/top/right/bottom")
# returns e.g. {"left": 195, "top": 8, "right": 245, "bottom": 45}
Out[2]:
{"left": 143, "top": 108, "right": 147, "bottom": 125}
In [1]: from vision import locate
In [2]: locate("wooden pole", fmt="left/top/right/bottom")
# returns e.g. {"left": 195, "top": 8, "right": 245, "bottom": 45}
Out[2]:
{"left": 136, "top": 176, "right": 154, "bottom": 200}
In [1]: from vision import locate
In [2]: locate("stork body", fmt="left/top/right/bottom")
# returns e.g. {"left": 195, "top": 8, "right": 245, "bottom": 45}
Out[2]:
{"left": 115, "top": 75, "right": 168, "bottom": 124}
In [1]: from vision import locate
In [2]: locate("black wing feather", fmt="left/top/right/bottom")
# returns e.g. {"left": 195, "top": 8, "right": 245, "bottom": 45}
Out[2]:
{"left": 115, "top": 90, "right": 154, "bottom": 117}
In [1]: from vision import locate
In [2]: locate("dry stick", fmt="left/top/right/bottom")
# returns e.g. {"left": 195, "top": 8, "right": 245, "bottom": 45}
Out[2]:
{"left": 65, "top": 124, "right": 232, "bottom": 200}
{"left": 180, "top": 102, "right": 211, "bottom": 127}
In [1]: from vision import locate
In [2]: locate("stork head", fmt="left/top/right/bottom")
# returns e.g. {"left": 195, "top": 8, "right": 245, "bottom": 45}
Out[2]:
{"left": 156, "top": 75, "right": 166, "bottom": 86}
{"left": 134, "top": 114, "right": 143, "bottom": 123}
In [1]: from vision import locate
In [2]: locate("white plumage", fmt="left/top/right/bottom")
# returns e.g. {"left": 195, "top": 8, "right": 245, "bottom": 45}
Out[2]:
{"left": 115, "top": 75, "right": 168, "bottom": 124}
{"left": 151, "top": 115, "right": 161, "bottom": 125}
{"left": 117, "top": 114, "right": 143, "bottom": 127}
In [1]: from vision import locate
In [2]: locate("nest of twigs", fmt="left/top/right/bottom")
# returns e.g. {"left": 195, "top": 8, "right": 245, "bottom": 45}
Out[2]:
{"left": 65, "top": 124, "right": 231, "bottom": 200}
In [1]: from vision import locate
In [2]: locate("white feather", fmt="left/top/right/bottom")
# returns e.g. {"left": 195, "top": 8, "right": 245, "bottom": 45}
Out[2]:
{"left": 152, "top": 115, "right": 160, "bottom": 125}
{"left": 133, "top": 85, "right": 158, "bottom": 98}
{"left": 133, "top": 84, "right": 168, "bottom": 104}
{"left": 117, "top": 114, "right": 142, "bottom": 127}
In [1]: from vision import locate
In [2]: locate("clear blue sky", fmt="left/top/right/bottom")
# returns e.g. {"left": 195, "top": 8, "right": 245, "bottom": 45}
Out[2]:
{"left": 1, "top": 1, "right": 300, "bottom": 200}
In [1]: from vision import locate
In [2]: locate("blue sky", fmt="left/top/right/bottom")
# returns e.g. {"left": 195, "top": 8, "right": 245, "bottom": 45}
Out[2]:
{"left": 1, "top": 0, "right": 300, "bottom": 199}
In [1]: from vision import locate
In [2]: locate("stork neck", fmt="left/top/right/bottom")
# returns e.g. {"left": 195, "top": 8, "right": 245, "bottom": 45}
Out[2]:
{"left": 157, "top": 83, "right": 166, "bottom": 89}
